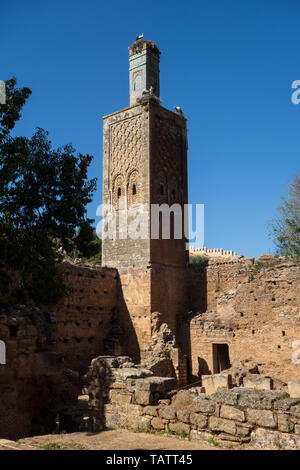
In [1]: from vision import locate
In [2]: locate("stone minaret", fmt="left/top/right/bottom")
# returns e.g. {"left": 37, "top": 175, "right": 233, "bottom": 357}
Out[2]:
{"left": 102, "top": 38, "right": 188, "bottom": 360}
{"left": 129, "top": 39, "right": 160, "bottom": 106}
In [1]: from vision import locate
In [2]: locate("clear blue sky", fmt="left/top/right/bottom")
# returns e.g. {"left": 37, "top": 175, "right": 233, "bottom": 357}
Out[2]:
{"left": 2, "top": 0, "right": 300, "bottom": 258}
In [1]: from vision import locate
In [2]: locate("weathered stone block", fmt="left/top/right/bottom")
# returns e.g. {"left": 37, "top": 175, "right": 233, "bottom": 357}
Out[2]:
{"left": 168, "top": 422, "right": 190, "bottom": 435}
{"left": 134, "top": 377, "right": 176, "bottom": 393}
{"left": 290, "top": 405, "right": 300, "bottom": 418}
{"left": 124, "top": 404, "right": 143, "bottom": 416}
{"left": 274, "top": 397, "right": 300, "bottom": 411}
{"left": 236, "top": 423, "right": 253, "bottom": 437}
{"left": 105, "top": 413, "right": 127, "bottom": 429}
{"left": 212, "top": 389, "right": 240, "bottom": 406}
{"left": 217, "top": 433, "right": 241, "bottom": 442}
{"left": 109, "top": 391, "right": 132, "bottom": 405}
{"left": 247, "top": 409, "right": 277, "bottom": 428}
{"left": 193, "top": 397, "right": 215, "bottom": 414}
{"left": 172, "top": 390, "right": 197, "bottom": 411}
{"left": 209, "top": 416, "right": 236, "bottom": 435}
{"left": 159, "top": 406, "right": 176, "bottom": 420}
{"left": 177, "top": 409, "right": 190, "bottom": 424}
{"left": 110, "top": 381, "right": 127, "bottom": 389}
{"left": 127, "top": 415, "right": 151, "bottom": 431}
{"left": 235, "top": 387, "right": 288, "bottom": 410}
{"left": 243, "top": 375, "right": 273, "bottom": 390}
{"left": 115, "top": 368, "right": 153, "bottom": 381}
{"left": 151, "top": 417, "right": 164, "bottom": 430}
{"left": 288, "top": 380, "right": 300, "bottom": 398}
{"left": 135, "top": 390, "right": 153, "bottom": 405}
{"left": 220, "top": 405, "right": 245, "bottom": 422}
{"left": 277, "top": 413, "right": 294, "bottom": 433}
{"left": 190, "top": 412, "right": 208, "bottom": 429}
{"left": 202, "top": 374, "right": 231, "bottom": 395}
{"left": 251, "top": 428, "right": 300, "bottom": 450}
{"left": 142, "top": 406, "right": 158, "bottom": 417}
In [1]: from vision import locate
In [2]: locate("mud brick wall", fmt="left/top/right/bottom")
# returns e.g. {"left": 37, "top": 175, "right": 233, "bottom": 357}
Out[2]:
{"left": 0, "top": 305, "right": 77, "bottom": 440}
{"left": 116, "top": 265, "right": 188, "bottom": 364}
{"left": 187, "top": 258, "right": 253, "bottom": 313}
{"left": 55, "top": 262, "right": 118, "bottom": 374}
{"left": 84, "top": 357, "right": 300, "bottom": 449}
{"left": 117, "top": 268, "right": 152, "bottom": 362}
{"left": 182, "top": 260, "right": 300, "bottom": 383}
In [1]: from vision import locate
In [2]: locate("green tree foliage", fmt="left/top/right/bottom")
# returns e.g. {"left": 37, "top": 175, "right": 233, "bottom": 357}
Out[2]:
{"left": 0, "top": 78, "right": 99, "bottom": 305}
{"left": 270, "top": 172, "right": 300, "bottom": 262}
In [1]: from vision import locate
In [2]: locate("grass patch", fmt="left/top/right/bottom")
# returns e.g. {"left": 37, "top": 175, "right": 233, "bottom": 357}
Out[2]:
{"left": 134, "top": 425, "right": 155, "bottom": 434}
{"left": 207, "top": 436, "right": 218, "bottom": 447}
{"left": 189, "top": 256, "right": 209, "bottom": 266}
{"left": 38, "top": 442, "right": 85, "bottom": 450}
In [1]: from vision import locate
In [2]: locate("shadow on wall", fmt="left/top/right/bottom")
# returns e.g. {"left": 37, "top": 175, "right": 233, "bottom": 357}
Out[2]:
{"left": 177, "top": 261, "right": 208, "bottom": 383}
{"left": 104, "top": 272, "right": 141, "bottom": 363}
{"left": 197, "top": 357, "right": 210, "bottom": 376}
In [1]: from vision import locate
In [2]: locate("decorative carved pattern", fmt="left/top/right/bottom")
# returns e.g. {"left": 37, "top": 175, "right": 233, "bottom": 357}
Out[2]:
{"left": 110, "top": 115, "right": 142, "bottom": 181}
{"left": 110, "top": 115, "right": 143, "bottom": 209}
{"left": 153, "top": 119, "right": 183, "bottom": 204}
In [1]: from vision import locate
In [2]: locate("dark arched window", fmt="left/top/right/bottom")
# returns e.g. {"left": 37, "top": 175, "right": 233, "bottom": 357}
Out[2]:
{"left": 132, "top": 184, "right": 136, "bottom": 195}
{"left": 118, "top": 187, "right": 121, "bottom": 198}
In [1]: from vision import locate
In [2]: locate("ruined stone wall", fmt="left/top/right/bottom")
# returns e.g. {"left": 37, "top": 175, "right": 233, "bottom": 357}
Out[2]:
{"left": 151, "top": 264, "right": 187, "bottom": 337}
{"left": 189, "top": 247, "right": 241, "bottom": 258}
{"left": 116, "top": 268, "right": 152, "bottom": 362}
{"left": 55, "top": 262, "right": 118, "bottom": 374}
{"left": 183, "top": 259, "right": 300, "bottom": 384}
{"left": 0, "top": 305, "right": 77, "bottom": 440}
{"left": 84, "top": 356, "right": 300, "bottom": 449}
{"left": 114, "top": 264, "right": 188, "bottom": 364}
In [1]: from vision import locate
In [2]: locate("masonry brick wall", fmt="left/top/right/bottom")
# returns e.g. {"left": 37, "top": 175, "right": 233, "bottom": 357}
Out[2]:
{"left": 0, "top": 305, "right": 77, "bottom": 440}
{"left": 54, "top": 262, "right": 118, "bottom": 374}
{"left": 182, "top": 259, "right": 300, "bottom": 383}
{"left": 84, "top": 356, "right": 300, "bottom": 449}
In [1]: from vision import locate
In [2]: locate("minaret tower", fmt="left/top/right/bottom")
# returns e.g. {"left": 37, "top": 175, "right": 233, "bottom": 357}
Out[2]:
{"left": 129, "top": 38, "right": 160, "bottom": 106}
{"left": 102, "top": 38, "right": 188, "bottom": 360}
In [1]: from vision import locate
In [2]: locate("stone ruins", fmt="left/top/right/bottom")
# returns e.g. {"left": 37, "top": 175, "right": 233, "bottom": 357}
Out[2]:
{"left": 0, "top": 38, "right": 300, "bottom": 449}
{"left": 189, "top": 247, "right": 242, "bottom": 259}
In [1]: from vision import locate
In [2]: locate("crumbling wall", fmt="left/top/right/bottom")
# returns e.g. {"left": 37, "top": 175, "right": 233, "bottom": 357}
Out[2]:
{"left": 55, "top": 262, "right": 118, "bottom": 374}
{"left": 0, "top": 305, "right": 77, "bottom": 440}
{"left": 115, "top": 265, "right": 187, "bottom": 364}
{"left": 83, "top": 356, "right": 300, "bottom": 449}
{"left": 141, "top": 318, "right": 188, "bottom": 386}
{"left": 184, "top": 258, "right": 300, "bottom": 383}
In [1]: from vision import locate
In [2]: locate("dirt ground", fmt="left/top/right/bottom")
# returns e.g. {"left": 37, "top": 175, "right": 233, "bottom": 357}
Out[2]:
{"left": 0, "top": 429, "right": 252, "bottom": 451}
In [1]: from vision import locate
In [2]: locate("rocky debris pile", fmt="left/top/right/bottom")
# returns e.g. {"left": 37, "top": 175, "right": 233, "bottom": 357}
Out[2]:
{"left": 221, "top": 363, "right": 260, "bottom": 387}
{"left": 83, "top": 355, "right": 176, "bottom": 432}
{"left": 141, "top": 314, "right": 188, "bottom": 385}
{"left": 141, "top": 319, "right": 177, "bottom": 378}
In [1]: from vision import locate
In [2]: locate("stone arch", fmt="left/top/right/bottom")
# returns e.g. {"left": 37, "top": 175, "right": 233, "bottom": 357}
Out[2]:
{"left": 127, "top": 169, "right": 140, "bottom": 207}
{"left": 112, "top": 173, "right": 125, "bottom": 210}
